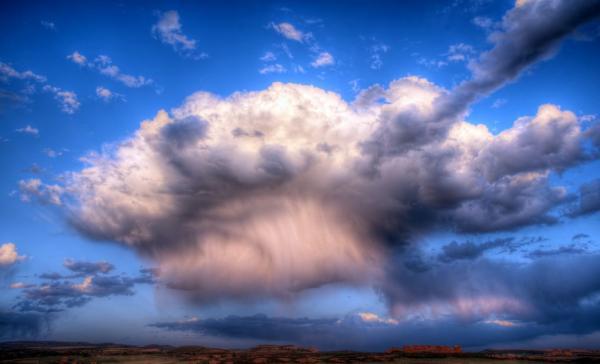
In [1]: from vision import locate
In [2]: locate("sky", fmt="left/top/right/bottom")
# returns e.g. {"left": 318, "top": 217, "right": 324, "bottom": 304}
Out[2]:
{"left": 1, "top": 0, "right": 600, "bottom": 351}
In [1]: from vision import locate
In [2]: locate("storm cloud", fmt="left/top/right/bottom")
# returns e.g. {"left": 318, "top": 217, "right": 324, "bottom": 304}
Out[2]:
{"left": 26, "top": 0, "right": 600, "bottom": 337}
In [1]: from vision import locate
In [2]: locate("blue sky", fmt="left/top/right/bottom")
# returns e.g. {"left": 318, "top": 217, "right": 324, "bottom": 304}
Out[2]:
{"left": 1, "top": 0, "right": 600, "bottom": 351}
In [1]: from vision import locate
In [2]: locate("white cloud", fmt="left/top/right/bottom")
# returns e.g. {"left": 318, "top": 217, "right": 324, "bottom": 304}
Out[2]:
{"left": 311, "top": 52, "right": 335, "bottom": 68}
{"left": 16, "top": 125, "right": 39, "bottom": 136}
{"left": 472, "top": 16, "right": 495, "bottom": 30}
{"left": 67, "top": 51, "right": 87, "bottom": 66}
{"left": 446, "top": 43, "right": 476, "bottom": 62}
{"left": 369, "top": 42, "right": 390, "bottom": 70}
{"left": 271, "top": 22, "right": 306, "bottom": 42}
{"left": 43, "top": 148, "right": 64, "bottom": 158}
{"left": 259, "top": 64, "right": 287, "bottom": 75}
{"left": 53, "top": 75, "right": 596, "bottom": 303}
{"left": 67, "top": 52, "right": 152, "bottom": 88}
{"left": 0, "top": 62, "right": 46, "bottom": 83}
{"left": 0, "top": 243, "right": 26, "bottom": 267}
{"left": 43, "top": 85, "right": 80, "bottom": 114}
{"left": 152, "top": 10, "right": 207, "bottom": 59}
{"left": 260, "top": 51, "right": 277, "bottom": 62}
{"left": 95, "top": 55, "right": 153, "bottom": 88}
{"left": 18, "top": 178, "right": 63, "bottom": 205}
{"left": 96, "top": 86, "right": 123, "bottom": 102}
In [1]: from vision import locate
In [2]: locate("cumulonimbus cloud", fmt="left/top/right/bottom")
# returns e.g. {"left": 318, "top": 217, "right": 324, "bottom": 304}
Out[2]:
{"left": 34, "top": 0, "right": 600, "bottom": 318}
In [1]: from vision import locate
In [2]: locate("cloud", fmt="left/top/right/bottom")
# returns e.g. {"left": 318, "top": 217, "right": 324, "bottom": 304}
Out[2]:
{"left": 311, "top": 52, "right": 335, "bottom": 68}
{"left": 441, "top": 0, "right": 600, "bottom": 119}
{"left": 152, "top": 10, "right": 207, "bottom": 60}
{"left": 67, "top": 51, "right": 87, "bottom": 66}
{"left": 96, "top": 86, "right": 123, "bottom": 102}
{"left": 491, "top": 98, "right": 507, "bottom": 108}
{"left": 40, "top": 20, "right": 56, "bottom": 31}
{"left": 271, "top": 22, "right": 306, "bottom": 42}
{"left": 259, "top": 64, "right": 287, "bottom": 75}
{"left": 0, "top": 243, "right": 25, "bottom": 267}
{"left": 29, "top": 0, "right": 600, "bottom": 321}
{"left": 446, "top": 43, "right": 475, "bottom": 62}
{"left": 526, "top": 244, "right": 587, "bottom": 259}
{"left": 569, "top": 179, "right": 600, "bottom": 216}
{"left": 13, "top": 263, "right": 155, "bottom": 313}
{"left": 94, "top": 55, "right": 153, "bottom": 88}
{"left": 381, "top": 251, "right": 600, "bottom": 332}
{"left": 260, "top": 51, "right": 277, "bottom": 62}
{"left": 63, "top": 259, "right": 114, "bottom": 275}
{"left": 67, "top": 52, "right": 153, "bottom": 88}
{"left": 1, "top": 61, "right": 78, "bottom": 113}
{"left": 369, "top": 42, "right": 390, "bottom": 70}
{"left": 42, "top": 85, "right": 80, "bottom": 114}
{"left": 438, "top": 238, "right": 516, "bottom": 263}
{"left": 15, "top": 125, "right": 39, "bottom": 136}
{"left": 0, "top": 62, "right": 46, "bottom": 83}
{"left": 18, "top": 178, "right": 63, "bottom": 205}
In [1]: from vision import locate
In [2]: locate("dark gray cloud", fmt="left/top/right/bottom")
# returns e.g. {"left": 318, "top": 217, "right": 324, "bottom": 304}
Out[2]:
{"left": 441, "top": 0, "right": 600, "bottom": 120}
{"left": 0, "top": 311, "right": 47, "bottom": 339}
{"left": 380, "top": 251, "right": 600, "bottom": 332}
{"left": 13, "top": 263, "right": 156, "bottom": 313}
{"left": 63, "top": 258, "right": 114, "bottom": 275}
{"left": 152, "top": 314, "right": 338, "bottom": 342}
{"left": 438, "top": 238, "right": 515, "bottom": 262}
{"left": 569, "top": 179, "right": 600, "bottom": 217}
{"left": 151, "top": 305, "right": 600, "bottom": 351}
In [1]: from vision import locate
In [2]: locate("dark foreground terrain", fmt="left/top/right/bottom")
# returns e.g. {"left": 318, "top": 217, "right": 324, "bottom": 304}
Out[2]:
{"left": 1, "top": 342, "right": 600, "bottom": 363}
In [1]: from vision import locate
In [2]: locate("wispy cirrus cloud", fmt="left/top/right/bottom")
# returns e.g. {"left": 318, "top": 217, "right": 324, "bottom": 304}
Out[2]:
{"left": 152, "top": 10, "right": 207, "bottom": 60}
{"left": 67, "top": 52, "right": 153, "bottom": 88}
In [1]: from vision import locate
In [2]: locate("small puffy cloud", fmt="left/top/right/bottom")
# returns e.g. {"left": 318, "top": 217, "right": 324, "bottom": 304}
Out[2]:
{"left": 18, "top": 178, "right": 63, "bottom": 205}
{"left": 311, "top": 52, "right": 335, "bottom": 68}
{"left": 95, "top": 86, "right": 123, "bottom": 102}
{"left": 42, "top": 85, "right": 80, "bottom": 114}
{"left": 0, "top": 243, "right": 25, "bottom": 267}
{"left": 43, "top": 148, "right": 64, "bottom": 158}
{"left": 271, "top": 22, "right": 306, "bottom": 42}
{"left": 67, "top": 51, "right": 87, "bottom": 66}
{"left": 259, "top": 64, "right": 286, "bottom": 75}
{"left": 152, "top": 10, "right": 207, "bottom": 59}
{"left": 15, "top": 125, "right": 39, "bottom": 136}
